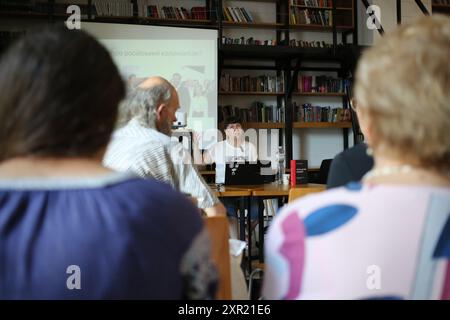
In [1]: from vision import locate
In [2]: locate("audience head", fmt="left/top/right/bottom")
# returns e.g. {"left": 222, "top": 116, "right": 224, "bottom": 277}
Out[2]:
{"left": 223, "top": 116, "right": 243, "bottom": 140}
{"left": 171, "top": 73, "right": 182, "bottom": 88}
{"left": 0, "top": 26, "right": 125, "bottom": 162}
{"left": 354, "top": 15, "right": 450, "bottom": 172}
{"left": 124, "top": 76, "right": 179, "bottom": 136}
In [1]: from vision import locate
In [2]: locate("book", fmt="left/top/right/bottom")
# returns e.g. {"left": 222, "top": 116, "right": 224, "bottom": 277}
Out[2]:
{"left": 290, "top": 160, "right": 308, "bottom": 186}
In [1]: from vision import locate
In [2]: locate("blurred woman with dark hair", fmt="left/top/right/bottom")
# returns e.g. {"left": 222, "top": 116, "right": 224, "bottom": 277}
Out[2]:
{"left": 0, "top": 27, "right": 216, "bottom": 299}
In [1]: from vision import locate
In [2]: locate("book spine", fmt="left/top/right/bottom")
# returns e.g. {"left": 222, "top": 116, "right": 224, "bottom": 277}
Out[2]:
{"left": 290, "top": 160, "right": 297, "bottom": 186}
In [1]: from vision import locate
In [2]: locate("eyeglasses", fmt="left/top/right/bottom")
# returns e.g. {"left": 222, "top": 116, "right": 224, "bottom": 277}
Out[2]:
{"left": 349, "top": 98, "right": 357, "bottom": 112}
{"left": 226, "top": 124, "right": 242, "bottom": 130}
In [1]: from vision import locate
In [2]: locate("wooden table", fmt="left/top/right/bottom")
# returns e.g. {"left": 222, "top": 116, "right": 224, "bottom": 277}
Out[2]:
{"left": 252, "top": 183, "right": 325, "bottom": 197}
{"left": 210, "top": 185, "right": 252, "bottom": 198}
{"left": 210, "top": 185, "right": 252, "bottom": 242}
{"left": 212, "top": 183, "right": 325, "bottom": 197}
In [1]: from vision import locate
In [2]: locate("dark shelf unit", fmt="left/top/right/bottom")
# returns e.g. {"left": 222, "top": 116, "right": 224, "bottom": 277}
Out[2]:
{"left": 1, "top": 0, "right": 363, "bottom": 164}
{"left": 432, "top": 1, "right": 450, "bottom": 14}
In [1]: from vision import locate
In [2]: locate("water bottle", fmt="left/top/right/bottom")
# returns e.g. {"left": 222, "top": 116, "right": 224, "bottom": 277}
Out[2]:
{"left": 276, "top": 146, "right": 285, "bottom": 184}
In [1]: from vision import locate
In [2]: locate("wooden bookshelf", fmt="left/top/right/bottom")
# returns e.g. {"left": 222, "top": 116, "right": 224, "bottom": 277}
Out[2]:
{"left": 242, "top": 122, "right": 285, "bottom": 129}
{"left": 292, "top": 92, "right": 345, "bottom": 97}
{"left": 92, "top": 15, "right": 134, "bottom": 20}
{"left": 1, "top": 0, "right": 358, "bottom": 169}
{"left": 432, "top": 2, "right": 450, "bottom": 13}
{"left": 289, "top": 0, "right": 355, "bottom": 30}
{"left": 138, "top": 17, "right": 212, "bottom": 26}
{"left": 222, "top": 21, "right": 284, "bottom": 29}
{"left": 289, "top": 24, "right": 354, "bottom": 31}
{"left": 290, "top": 5, "right": 353, "bottom": 10}
{"left": 0, "top": 11, "right": 50, "bottom": 19}
{"left": 293, "top": 122, "right": 352, "bottom": 129}
{"left": 236, "top": 0, "right": 278, "bottom": 2}
{"left": 219, "top": 91, "right": 284, "bottom": 96}
{"left": 432, "top": 3, "right": 450, "bottom": 8}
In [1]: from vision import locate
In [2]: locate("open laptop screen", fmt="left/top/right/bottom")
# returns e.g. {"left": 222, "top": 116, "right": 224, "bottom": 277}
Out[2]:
{"left": 224, "top": 161, "right": 273, "bottom": 185}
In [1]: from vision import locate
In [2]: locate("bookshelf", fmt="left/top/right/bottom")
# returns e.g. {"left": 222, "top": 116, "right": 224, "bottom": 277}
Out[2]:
{"left": 218, "top": 0, "right": 356, "bottom": 165}
{"left": 289, "top": 0, "right": 355, "bottom": 30}
{"left": 293, "top": 92, "right": 345, "bottom": 96}
{"left": 292, "top": 121, "right": 351, "bottom": 128}
{"left": 243, "top": 122, "right": 285, "bottom": 129}
{"left": 0, "top": 0, "right": 360, "bottom": 167}
{"left": 432, "top": 0, "right": 450, "bottom": 14}
{"left": 219, "top": 91, "right": 285, "bottom": 96}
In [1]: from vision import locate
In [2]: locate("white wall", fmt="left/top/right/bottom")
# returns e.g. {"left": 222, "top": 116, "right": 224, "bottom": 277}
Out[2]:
{"left": 358, "top": 0, "right": 432, "bottom": 45}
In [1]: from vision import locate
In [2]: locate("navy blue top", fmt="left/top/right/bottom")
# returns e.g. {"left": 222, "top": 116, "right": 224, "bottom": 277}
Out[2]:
{"left": 0, "top": 173, "right": 216, "bottom": 299}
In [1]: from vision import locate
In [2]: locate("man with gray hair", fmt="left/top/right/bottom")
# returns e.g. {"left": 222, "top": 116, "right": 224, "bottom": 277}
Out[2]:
{"left": 104, "top": 76, "right": 226, "bottom": 217}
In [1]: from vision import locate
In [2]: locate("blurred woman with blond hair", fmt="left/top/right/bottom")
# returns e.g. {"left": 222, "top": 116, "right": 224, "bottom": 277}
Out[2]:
{"left": 263, "top": 15, "right": 450, "bottom": 300}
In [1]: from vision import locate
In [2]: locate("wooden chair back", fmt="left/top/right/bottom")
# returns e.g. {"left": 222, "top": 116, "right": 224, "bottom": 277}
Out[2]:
{"left": 204, "top": 216, "right": 231, "bottom": 300}
{"left": 288, "top": 185, "right": 326, "bottom": 203}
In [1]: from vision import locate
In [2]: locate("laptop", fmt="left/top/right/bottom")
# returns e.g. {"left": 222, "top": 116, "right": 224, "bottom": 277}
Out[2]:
{"left": 224, "top": 161, "right": 274, "bottom": 185}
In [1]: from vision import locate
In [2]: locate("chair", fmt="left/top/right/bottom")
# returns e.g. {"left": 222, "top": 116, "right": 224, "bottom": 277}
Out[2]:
{"left": 288, "top": 185, "right": 326, "bottom": 203}
{"left": 318, "top": 159, "right": 333, "bottom": 184}
{"left": 204, "top": 216, "right": 231, "bottom": 300}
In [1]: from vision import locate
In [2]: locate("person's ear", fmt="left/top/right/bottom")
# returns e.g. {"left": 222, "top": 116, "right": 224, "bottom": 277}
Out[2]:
{"left": 155, "top": 103, "right": 166, "bottom": 120}
{"left": 357, "top": 107, "right": 373, "bottom": 145}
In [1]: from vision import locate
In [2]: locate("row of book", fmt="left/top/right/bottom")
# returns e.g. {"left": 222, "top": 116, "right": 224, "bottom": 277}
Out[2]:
{"left": 219, "top": 103, "right": 284, "bottom": 124}
{"left": 0, "top": 0, "right": 49, "bottom": 13}
{"left": 289, "top": 39, "right": 333, "bottom": 48}
{"left": 220, "top": 74, "right": 285, "bottom": 93}
{"left": 221, "top": 37, "right": 277, "bottom": 46}
{"left": 293, "top": 103, "right": 351, "bottom": 122}
{"left": 221, "top": 38, "right": 349, "bottom": 48}
{"left": 93, "top": 0, "right": 133, "bottom": 17}
{"left": 138, "top": 3, "right": 207, "bottom": 20}
{"left": 290, "top": 8, "right": 333, "bottom": 26}
{"left": 222, "top": 6, "right": 254, "bottom": 23}
{"left": 0, "top": 1, "right": 95, "bottom": 17}
{"left": 432, "top": 0, "right": 450, "bottom": 4}
{"left": 291, "top": 0, "right": 334, "bottom": 7}
{"left": 296, "top": 75, "right": 344, "bottom": 93}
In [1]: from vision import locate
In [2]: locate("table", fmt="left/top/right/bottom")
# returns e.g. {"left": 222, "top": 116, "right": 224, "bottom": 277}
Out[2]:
{"left": 209, "top": 185, "right": 252, "bottom": 241}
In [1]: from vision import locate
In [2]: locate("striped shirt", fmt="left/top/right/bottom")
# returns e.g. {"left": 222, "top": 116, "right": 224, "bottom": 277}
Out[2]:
{"left": 103, "top": 119, "right": 219, "bottom": 209}
{"left": 263, "top": 182, "right": 450, "bottom": 300}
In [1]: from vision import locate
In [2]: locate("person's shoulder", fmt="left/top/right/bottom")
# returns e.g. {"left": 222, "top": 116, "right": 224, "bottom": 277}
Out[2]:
{"left": 109, "top": 177, "right": 179, "bottom": 205}
{"left": 341, "top": 143, "right": 371, "bottom": 162}
{"left": 108, "top": 176, "right": 173, "bottom": 198}
{"left": 271, "top": 184, "right": 363, "bottom": 237}
{"left": 279, "top": 183, "right": 363, "bottom": 221}
{"left": 112, "top": 177, "right": 202, "bottom": 223}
